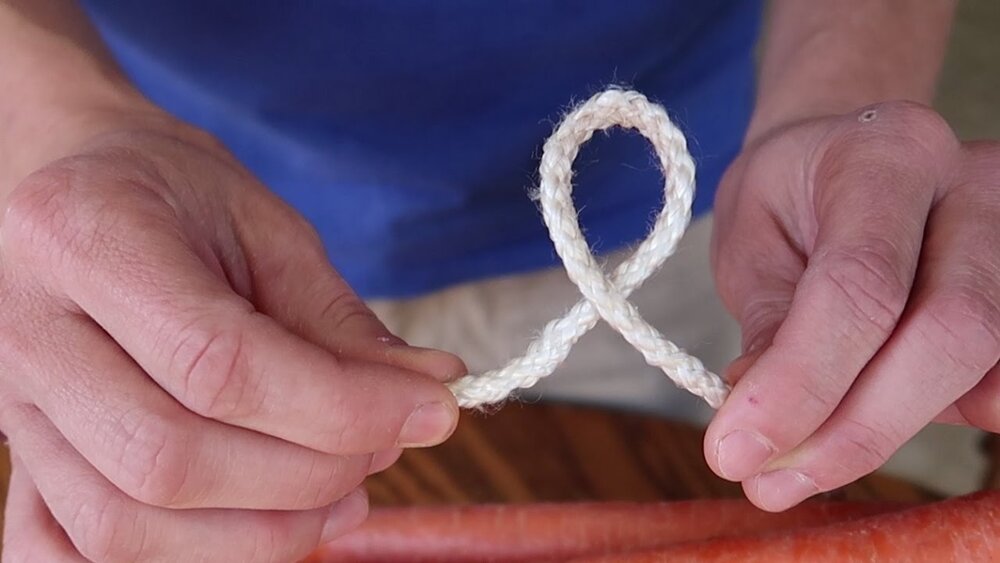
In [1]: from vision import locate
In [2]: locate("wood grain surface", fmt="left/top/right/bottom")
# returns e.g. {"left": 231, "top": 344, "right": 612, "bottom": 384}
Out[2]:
{"left": 365, "top": 403, "right": 937, "bottom": 505}
{"left": 0, "top": 403, "right": 944, "bottom": 551}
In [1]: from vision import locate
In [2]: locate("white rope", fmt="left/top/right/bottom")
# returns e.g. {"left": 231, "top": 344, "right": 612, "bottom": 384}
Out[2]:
{"left": 448, "top": 89, "right": 730, "bottom": 409}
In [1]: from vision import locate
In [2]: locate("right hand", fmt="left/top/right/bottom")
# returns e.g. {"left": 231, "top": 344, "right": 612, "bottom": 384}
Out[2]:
{"left": 0, "top": 118, "right": 465, "bottom": 563}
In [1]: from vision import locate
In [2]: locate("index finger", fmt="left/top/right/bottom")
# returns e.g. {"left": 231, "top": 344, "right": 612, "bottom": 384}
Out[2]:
{"left": 8, "top": 174, "right": 458, "bottom": 455}
{"left": 705, "top": 106, "right": 957, "bottom": 482}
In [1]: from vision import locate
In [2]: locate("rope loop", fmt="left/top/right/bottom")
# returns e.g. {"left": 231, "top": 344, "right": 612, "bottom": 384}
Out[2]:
{"left": 448, "top": 89, "right": 730, "bottom": 409}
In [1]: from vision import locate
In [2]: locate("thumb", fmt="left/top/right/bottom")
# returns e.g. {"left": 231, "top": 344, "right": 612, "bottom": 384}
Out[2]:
{"left": 237, "top": 202, "right": 467, "bottom": 382}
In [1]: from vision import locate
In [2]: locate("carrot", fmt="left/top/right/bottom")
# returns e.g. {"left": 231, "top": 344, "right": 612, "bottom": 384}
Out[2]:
{"left": 573, "top": 491, "right": 1000, "bottom": 563}
{"left": 304, "top": 499, "right": 899, "bottom": 562}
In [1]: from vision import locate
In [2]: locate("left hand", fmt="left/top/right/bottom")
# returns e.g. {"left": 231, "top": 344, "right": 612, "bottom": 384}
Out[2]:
{"left": 704, "top": 101, "right": 1000, "bottom": 511}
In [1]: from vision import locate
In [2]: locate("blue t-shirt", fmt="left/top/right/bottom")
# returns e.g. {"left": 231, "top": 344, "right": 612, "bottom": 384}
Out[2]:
{"left": 79, "top": 1, "right": 761, "bottom": 298}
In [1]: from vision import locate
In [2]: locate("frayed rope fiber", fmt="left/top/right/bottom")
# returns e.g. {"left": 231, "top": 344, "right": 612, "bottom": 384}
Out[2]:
{"left": 447, "top": 89, "right": 730, "bottom": 409}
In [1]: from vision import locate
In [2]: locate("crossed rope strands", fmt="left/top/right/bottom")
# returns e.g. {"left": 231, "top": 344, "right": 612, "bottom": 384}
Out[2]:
{"left": 448, "top": 89, "right": 731, "bottom": 409}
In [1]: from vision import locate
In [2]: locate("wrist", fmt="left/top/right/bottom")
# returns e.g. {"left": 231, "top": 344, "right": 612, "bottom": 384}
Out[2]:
{"left": 0, "top": 1, "right": 173, "bottom": 189}
{"left": 746, "top": 0, "right": 955, "bottom": 148}
{"left": 0, "top": 86, "right": 210, "bottom": 192}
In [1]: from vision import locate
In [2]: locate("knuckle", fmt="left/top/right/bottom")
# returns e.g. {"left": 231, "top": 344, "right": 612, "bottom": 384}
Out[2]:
{"left": 825, "top": 418, "right": 899, "bottom": 481}
{"left": 1, "top": 160, "right": 144, "bottom": 279}
{"left": 848, "top": 101, "right": 959, "bottom": 166}
{"left": 877, "top": 101, "right": 953, "bottom": 138}
{"left": 263, "top": 200, "right": 328, "bottom": 257}
{"left": 113, "top": 410, "right": 191, "bottom": 507}
{"left": 817, "top": 245, "right": 910, "bottom": 337}
{"left": 170, "top": 316, "right": 261, "bottom": 420}
{"left": 315, "top": 394, "right": 364, "bottom": 453}
{"left": 789, "top": 376, "right": 840, "bottom": 418}
{"left": 2, "top": 167, "right": 79, "bottom": 263}
{"left": 70, "top": 491, "right": 143, "bottom": 563}
{"left": 319, "top": 289, "right": 379, "bottom": 333}
{"left": 920, "top": 284, "right": 1000, "bottom": 374}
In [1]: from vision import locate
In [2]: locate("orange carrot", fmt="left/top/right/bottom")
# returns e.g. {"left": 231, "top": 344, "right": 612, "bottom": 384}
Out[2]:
{"left": 574, "top": 492, "right": 1000, "bottom": 563}
{"left": 304, "top": 499, "right": 899, "bottom": 562}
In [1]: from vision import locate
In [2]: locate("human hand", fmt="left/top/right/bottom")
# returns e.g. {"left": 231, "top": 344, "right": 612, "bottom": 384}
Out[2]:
{"left": 705, "top": 101, "right": 1000, "bottom": 511}
{"left": 0, "top": 119, "right": 465, "bottom": 562}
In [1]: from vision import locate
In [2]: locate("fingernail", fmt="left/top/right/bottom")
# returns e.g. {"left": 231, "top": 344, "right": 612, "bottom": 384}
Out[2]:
{"left": 384, "top": 345, "right": 468, "bottom": 383}
{"left": 320, "top": 487, "right": 369, "bottom": 543}
{"left": 753, "top": 469, "right": 818, "bottom": 512}
{"left": 716, "top": 430, "right": 775, "bottom": 480}
{"left": 397, "top": 402, "right": 457, "bottom": 447}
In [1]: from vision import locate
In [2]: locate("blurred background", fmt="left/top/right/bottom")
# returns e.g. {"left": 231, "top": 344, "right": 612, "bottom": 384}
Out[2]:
{"left": 936, "top": 0, "right": 1000, "bottom": 139}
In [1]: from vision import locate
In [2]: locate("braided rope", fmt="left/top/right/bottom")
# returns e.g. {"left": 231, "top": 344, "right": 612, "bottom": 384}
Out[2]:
{"left": 448, "top": 89, "right": 730, "bottom": 409}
